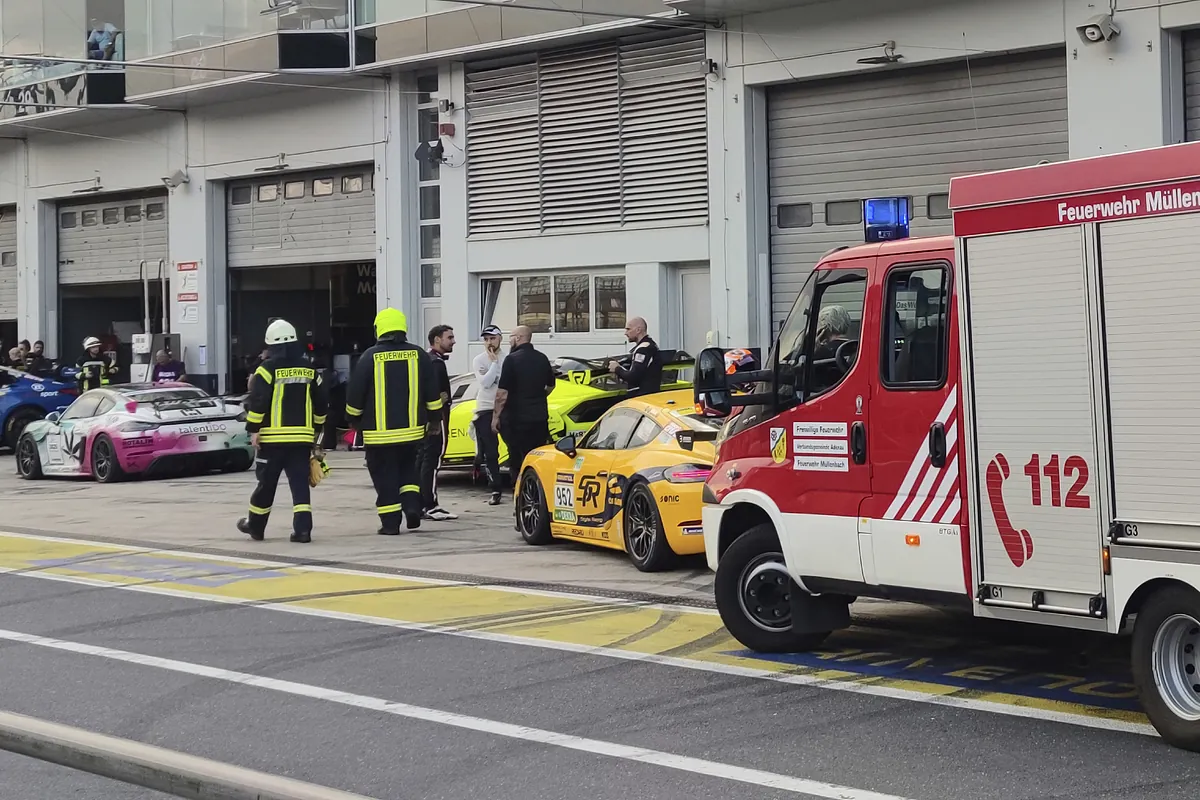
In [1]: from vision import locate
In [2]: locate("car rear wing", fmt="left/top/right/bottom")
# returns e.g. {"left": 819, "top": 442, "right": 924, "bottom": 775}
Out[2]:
{"left": 676, "top": 428, "right": 719, "bottom": 451}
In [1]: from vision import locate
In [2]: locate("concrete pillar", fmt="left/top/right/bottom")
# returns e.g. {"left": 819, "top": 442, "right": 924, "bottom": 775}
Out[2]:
{"left": 624, "top": 262, "right": 667, "bottom": 345}
{"left": 16, "top": 144, "right": 58, "bottom": 355}
{"left": 375, "top": 71, "right": 414, "bottom": 316}
{"left": 706, "top": 26, "right": 771, "bottom": 353}
{"left": 1066, "top": 2, "right": 1185, "bottom": 156}
{"left": 166, "top": 174, "right": 226, "bottom": 394}
{"left": 439, "top": 61, "right": 471, "bottom": 374}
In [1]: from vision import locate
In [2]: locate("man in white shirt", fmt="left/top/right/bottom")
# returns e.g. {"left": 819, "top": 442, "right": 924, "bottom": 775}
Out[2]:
{"left": 472, "top": 325, "right": 506, "bottom": 505}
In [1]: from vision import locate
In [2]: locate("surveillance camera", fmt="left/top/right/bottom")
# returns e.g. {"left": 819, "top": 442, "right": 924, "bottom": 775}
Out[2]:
{"left": 1077, "top": 14, "right": 1120, "bottom": 44}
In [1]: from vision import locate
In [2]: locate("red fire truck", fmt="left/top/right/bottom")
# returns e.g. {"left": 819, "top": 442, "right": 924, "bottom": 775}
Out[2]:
{"left": 690, "top": 141, "right": 1200, "bottom": 750}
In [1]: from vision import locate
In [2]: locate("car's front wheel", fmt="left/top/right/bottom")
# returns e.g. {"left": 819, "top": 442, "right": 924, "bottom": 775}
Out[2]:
{"left": 90, "top": 435, "right": 126, "bottom": 484}
{"left": 4, "top": 408, "right": 44, "bottom": 450}
{"left": 517, "top": 468, "right": 553, "bottom": 545}
{"left": 714, "top": 524, "right": 830, "bottom": 653}
{"left": 15, "top": 434, "right": 42, "bottom": 480}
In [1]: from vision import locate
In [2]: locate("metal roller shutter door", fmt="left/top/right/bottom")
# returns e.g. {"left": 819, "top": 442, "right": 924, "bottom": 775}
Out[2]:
{"left": 57, "top": 194, "right": 169, "bottom": 285}
{"left": 1184, "top": 30, "right": 1200, "bottom": 140}
{"left": 227, "top": 165, "right": 376, "bottom": 269}
{"left": 0, "top": 207, "right": 16, "bottom": 318}
{"left": 767, "top": 50, "right": 1069, "bottom": 323}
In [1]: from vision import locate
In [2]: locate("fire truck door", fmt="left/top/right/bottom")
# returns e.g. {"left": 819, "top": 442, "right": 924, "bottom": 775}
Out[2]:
{"left": 772, "top": 262, "right": 874, "bottom": 584}
{"left": 859, "top": 258, "right": 967, "bottom": 595}
{"left": 964, "top": 228, "right": 1106, "bottom": 616}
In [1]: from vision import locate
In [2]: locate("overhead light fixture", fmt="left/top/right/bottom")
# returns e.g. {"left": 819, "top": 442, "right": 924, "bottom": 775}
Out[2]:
{"left": 857, "top": 41, "right": 902, "bottom": 65}
{"left": 254, "top": 153, "right": 289, "bottom": 172}
{"left": 72, "top": 177, "right": 102, "bottom": 194}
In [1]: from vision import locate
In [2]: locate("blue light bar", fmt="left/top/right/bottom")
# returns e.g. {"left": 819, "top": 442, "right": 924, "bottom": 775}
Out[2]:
{"left": 863, "top": 197, "right": 911, "bottom": 243}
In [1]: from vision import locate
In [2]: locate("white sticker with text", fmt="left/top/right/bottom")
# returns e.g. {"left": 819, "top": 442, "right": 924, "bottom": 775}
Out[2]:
{"left": 793, "top": 438, "right": 849, "bottom": 455}
{"left": 793, "top": 456, "right": 849, "bottom": 473}
{"left": 793, "top": 422, "right": 848, "bottom": 439}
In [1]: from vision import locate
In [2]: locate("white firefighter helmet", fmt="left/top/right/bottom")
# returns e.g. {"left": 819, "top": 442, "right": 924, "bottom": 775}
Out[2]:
{"left": 82, "top": 336, "right": 102, "bottom": 350}
{"left": 265, "top": 319, "right": 298, "bottom": 345}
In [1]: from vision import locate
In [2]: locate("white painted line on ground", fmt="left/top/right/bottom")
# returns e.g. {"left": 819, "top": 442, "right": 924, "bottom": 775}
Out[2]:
{"left": 0, "top": 627, "right": 916, "bottom": 800}
{"left": 0, "top": 565, "right": 1159, "bottom": 740}
{"left": 0, "top": 529, "right": 720, "bottom": 617}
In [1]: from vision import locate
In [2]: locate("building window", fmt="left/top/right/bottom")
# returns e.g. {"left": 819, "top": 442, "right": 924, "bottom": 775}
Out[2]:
{"left": 595, "top": 275, "right": 626, "bottom": 330}
{"left": 60, "top": 212, "right": 77, "bottom": 229}
{"left": 313, "top": 178, "right": 334, "bottom": 197}
{"left": 554, "top": 274, "right": 590, "bottom": 333}
{"left": 516, "top": 276, "right": 552, "bottom": 333}
{"left": 0, "top": 251, "right": 14, "bottom": 267}
{"left": 230, "top": 186, "right": 251, "bottom": 205}
{"left": 420, "top": 225, "right": 440, "bottom": 260}
{"left": 81, "top": 210, "right": 98, "bottom": 226}
{"left": 825, "top": 200, "right": 862, "bottom": 226}
{"left": 927, "top": 193, "right": 951, "bottom": 220}
{"left": 258, "top": 184, "right": 279, "bottom": 203}
{"left": 417, "top": 73, "right": 438, "bottom": 105}
{"left": 284, "top": 181, "right": 305, "bottom": 200}
{"left": 483, "top": 271, "right": 627, "bottom": 334}
{"left": 342, "top": 175, "right": 364, "bottom": 193}
{"left": 419, "top": 186, "right": 440, "bottom": 221}
{"left": 418, "top": 108, "right": 440, "bottom": 183}
{"left": 778, "top": 203, "right": 813, "bottom": 229}
{"left": 124, "top": 205, "right": 142, "bottom": 222}
{"left": 102, "top": 208, "right": 119, "bottom": 225}
{"left": 881, "top": 264, "right": 950, "bottom": 387}
{"left": 421, "top": 263, "right": 441, "bottom": 298}
{"left": 146, "top": 203, "right": 165, "bottom": 221}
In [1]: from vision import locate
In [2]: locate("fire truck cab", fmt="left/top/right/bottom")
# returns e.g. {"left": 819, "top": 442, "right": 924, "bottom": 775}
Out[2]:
{"left": 692, "top": 140, "right": 1200, "bottom": 750}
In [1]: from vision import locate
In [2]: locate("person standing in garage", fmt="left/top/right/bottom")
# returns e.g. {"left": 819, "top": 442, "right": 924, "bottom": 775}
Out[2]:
{"left": 492, "top": 326, "right": 556, "bottom": 516}
{"left": 419, "top": 324, "right": 458, "bottom": 522}
{"left": 76, "top": 336, "right": 116, "bottom": 392}
{"left": 238, "top": 319, "right": 329, "bottom": 544}
{"left": 346, "top": 308, "right": 443, "bottom": 534}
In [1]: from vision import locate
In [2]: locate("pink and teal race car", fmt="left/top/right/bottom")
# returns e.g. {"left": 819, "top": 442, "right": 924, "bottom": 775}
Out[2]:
{"left": 14, "top": 382, "right": 254, "bottom": 483}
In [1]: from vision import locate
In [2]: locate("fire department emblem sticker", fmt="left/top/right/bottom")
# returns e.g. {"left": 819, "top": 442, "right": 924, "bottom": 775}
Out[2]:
{"left": 769, "top": 427, "right": 787, "bottom": 464}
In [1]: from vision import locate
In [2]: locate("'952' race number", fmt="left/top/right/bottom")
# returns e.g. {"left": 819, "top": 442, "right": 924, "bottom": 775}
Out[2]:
{"left": 554, "top": 483, "right": 574, "bottom": 509}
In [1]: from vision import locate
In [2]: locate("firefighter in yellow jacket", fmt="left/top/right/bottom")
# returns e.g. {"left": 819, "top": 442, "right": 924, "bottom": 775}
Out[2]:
{"left": 237, "top": 318, "right": 329, "bottom": 543}
{"left": 345, "top": 308, "right": 442, "bottom": 534}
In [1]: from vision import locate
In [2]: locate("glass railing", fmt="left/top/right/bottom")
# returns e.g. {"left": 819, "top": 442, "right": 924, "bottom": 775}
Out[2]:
{"left": 121, "top": 0, "right": 283, "bottom": 60}
{"left": 354, "top": 0, "right": 459, "bottom": 27}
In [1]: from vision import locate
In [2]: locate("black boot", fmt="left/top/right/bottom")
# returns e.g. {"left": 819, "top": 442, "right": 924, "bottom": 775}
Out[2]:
{"left": 378, "top": 525, "right": 401, "bottom": 536}
{"left": 405, "top": 511, "right": 421, "bottom": 531}
{"left": 290, "top": 530, "right": 311, "bottom": 544}
{"left": 237, "top": 517, "right": 264, "bottom": 541}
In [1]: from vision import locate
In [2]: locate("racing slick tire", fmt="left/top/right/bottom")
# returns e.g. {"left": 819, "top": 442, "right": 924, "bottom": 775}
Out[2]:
{"left": 516, "top": 467, "right": 553, "bottom": 546}
{"left": 4, "top": 408, "right": 44, "bottom": 450}
{"left": 714, "top": 524, "right": 830, "bottom": 654}
{"left": 623, "top": 481, "right": 676, "bottom": 573}
{"left": 90, "top": 435, "right": 126, "bottom": 484}
{"left": 15, "top": 434, "right": 43, "bottom": 480}
{"left": 1132, "top": 584, "right": 1200, "bottom": 752}
{"left": 222, "top": 451, "right": 254, "bottom": 473}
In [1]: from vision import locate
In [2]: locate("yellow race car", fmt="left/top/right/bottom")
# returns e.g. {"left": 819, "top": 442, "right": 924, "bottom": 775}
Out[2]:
{"left": 443, "top": 352, "right": 694, "bottom": 480}
{"left": 513, "top": 389, "right": 720, "bottom": 572}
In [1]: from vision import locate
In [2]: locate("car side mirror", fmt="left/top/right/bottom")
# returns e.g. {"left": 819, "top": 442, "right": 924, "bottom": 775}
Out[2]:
{"left": 45, "top": 411, "right": 60, "bottom": 423}
{"left": 692, "top": 347, "right": 732, "bottom": 417}
{"left": 555, "top": 436, "right": 577, "bottom": 458}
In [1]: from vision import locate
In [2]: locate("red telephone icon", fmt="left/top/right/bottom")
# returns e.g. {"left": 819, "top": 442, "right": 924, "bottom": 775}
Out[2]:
{"left": 985, "top": 454, "right": 1034, "bottom": 567}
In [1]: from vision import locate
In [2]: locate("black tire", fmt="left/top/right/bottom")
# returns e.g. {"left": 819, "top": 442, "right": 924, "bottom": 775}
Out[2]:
{"left": 516, "top": 467, "right": 553, "bottom": 545}
{"left": 15, "top": 434, "right": 42, "bottom": 480}
{"left": 1131, "top": 584, "right": 1200, "bottom": 751}
{"left": 90, "top": 435, "right": 125, "bottom": 484}
{"left": 4, "top": 408, "right": 44, "bottom": 450}
{"left": 222, "top": 451, "right": 254, "bottom": 473}
{"left": 623, "top": 482, "right": 676, "bottom": 572}
{"left": 714, "top": 523, "right": 830, "bottom": 653}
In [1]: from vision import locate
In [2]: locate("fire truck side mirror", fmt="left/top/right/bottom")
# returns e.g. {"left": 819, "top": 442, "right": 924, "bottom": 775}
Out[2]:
{"left": 694, "top": 347, "right": 732, "bottom": 417}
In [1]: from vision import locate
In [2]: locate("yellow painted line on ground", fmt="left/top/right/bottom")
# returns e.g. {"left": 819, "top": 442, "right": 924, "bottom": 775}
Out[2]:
{"left": 0, "top": 532, "right": 1154, "bottom": 734}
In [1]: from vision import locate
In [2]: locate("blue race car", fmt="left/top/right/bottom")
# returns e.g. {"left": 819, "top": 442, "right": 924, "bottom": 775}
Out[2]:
{"left": 0, "top": 366, "right": 78, "bottom": 449}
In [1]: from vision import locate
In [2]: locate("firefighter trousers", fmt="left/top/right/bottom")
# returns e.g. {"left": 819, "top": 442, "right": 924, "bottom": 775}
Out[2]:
{"left": 247, "top": 445, "right": 313, "bottom": 535}
{"left": 365, "top": 443, "right": 422, "bottom": 531}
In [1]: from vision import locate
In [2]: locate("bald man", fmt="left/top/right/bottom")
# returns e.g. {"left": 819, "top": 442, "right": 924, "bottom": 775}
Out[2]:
{"left": 607, "top": 316, "right": 663, "bottom": 397}
{"left": 493, "top": 326, "right": 555, "bottom": 503}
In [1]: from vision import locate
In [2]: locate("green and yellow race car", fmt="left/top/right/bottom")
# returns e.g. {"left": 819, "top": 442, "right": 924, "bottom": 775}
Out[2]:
{"left": 443, "top": 352, "right": 693, "bottom": 478}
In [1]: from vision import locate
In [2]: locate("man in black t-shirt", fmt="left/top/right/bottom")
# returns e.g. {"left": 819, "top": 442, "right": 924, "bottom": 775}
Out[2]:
{"left": 492, "top": 325, "right": 555, "bottom": 497}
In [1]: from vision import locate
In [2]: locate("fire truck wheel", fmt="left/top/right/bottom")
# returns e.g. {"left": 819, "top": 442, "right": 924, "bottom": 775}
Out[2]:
{"left": 714, "top": 524, "right": 830, "bottom": 653}
{"left": 1132, "top": 584, "right": 1200, "bottom": 751}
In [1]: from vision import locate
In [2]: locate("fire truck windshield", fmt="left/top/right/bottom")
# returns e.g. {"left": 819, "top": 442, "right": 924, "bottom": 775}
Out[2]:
{"left": 773, "top": 271, "right": 817, "bottom": 407}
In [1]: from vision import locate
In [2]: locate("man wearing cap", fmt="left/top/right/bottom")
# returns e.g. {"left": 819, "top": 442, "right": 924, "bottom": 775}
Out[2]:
{"left": 472, "top": 325, "right": 506, "bottom": 506}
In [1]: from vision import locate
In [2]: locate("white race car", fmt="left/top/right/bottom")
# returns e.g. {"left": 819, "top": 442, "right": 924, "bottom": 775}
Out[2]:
{"left": 15, "top": 382, "right": 255, "bottom": 483}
